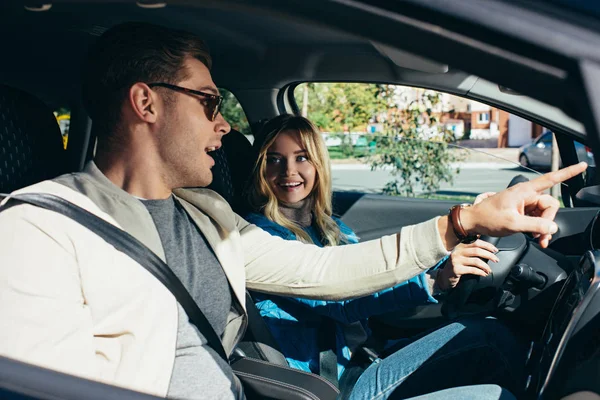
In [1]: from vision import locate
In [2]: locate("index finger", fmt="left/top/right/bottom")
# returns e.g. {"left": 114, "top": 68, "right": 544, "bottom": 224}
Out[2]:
{"left": 529, "top": 162, "right": 587, "bottom": 192}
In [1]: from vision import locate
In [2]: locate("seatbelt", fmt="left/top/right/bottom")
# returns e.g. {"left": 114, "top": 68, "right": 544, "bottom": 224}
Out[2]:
{"left": 318, "top": 320, "right": 374, "bottom": 390}
{"left": 0, "top": 192, "right": 229, "bottom": 364}
{"left": 318, "top": 317, "right": 339, "bottom": 388}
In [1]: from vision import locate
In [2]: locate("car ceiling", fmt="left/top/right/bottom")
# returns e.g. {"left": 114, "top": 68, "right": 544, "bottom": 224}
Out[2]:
{"left": 0, "top": 0, "right": 589, "bottom": 140}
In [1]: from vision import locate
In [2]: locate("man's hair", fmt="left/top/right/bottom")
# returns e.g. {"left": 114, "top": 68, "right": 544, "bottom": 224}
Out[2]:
{"left": 82, "top": 22, "right": 212, "bottom": 138}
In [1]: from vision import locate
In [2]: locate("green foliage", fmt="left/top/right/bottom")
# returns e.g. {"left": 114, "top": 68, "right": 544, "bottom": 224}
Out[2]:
{"left": 296, "top": 83, "right": 387, "bottom": 132}
{"left": 220, "top": 89, "right": 251, "bottom": 135}
{"left": 297, "top": 82, "right": 387, "bottom": 160}
{"left": 328, "top": 145, "right": 372, "bottom": 159}
{"left": 296, "top": 83, "right": 465, "bottom": 197}
{"left": 369, "top": 89, "right": 466, "bottom": 197}
{"left": 339, "top": 134, "right": 355, "bottom": 157}
{"left": 55, "top": 107, "right": 70, "bottom": 116}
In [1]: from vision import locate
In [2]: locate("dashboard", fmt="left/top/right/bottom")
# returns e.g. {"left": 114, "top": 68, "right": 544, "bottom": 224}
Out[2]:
{"left": 528, "top": 213, "right": 600, "bottom": 399}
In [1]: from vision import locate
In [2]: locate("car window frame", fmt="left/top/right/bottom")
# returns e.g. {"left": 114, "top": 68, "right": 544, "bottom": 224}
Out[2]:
{"left": 286, "top": 81, "right": 592, "bottom": 207}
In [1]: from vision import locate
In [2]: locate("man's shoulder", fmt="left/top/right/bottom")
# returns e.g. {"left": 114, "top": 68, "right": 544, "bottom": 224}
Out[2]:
{"left": 177, "top": 187, "right": 228, "bottom": 200}
{"left": 174, "top": 188, "right": 241, "bottom": 231}
{"left": 6, "top": 177, "right": 102, "bottom": 210}
{"left": 174, "top": 187, "right": 233, "bottom": 212}
{"left": 2, "top": 174, "right": 123, "bottom": 230}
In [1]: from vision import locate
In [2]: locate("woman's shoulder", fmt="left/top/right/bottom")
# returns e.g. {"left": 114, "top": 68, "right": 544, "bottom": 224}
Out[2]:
{"left": 244, "top": 212, "right": 296, "bottom": 240}
{"left": 244, "top": 212, "right": 270, "bottom": 226}
{"left": 332, "top": 216, "right": 359, "bottom": 244}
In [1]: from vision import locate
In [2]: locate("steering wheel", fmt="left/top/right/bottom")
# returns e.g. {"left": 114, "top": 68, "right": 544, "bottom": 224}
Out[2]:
{"left": 441, "top": 174, "right": 531, "bottom": 319}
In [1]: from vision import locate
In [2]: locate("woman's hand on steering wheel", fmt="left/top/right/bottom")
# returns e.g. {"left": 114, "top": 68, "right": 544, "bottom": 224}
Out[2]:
{"left": 435, "top": 191, "right": 499, "bottom": 292}
{"left": 436, "top": 240, "right": 500, "bottom": 292}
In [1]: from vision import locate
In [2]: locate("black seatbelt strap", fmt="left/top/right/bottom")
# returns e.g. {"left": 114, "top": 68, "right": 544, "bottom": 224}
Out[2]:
{"left": 0, "top": 192, "right": 229, "bottom": 364}
{"left": 318, "top": 317, "right": 339, "bottom": 388}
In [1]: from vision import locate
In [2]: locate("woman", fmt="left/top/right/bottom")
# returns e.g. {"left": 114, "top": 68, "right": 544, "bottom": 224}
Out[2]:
{"left": 244, "top": 114, "right": 516, "bottom": 398}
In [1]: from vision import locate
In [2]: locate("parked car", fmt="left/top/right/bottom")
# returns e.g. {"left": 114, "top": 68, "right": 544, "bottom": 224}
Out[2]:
{"left": 519, "top": 131, "right": 595, "bottom": 169}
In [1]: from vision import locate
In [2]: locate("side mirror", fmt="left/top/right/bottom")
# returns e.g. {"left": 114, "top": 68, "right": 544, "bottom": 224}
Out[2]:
{"left": 536, "top": 142, "right": 546, "bottom": 149}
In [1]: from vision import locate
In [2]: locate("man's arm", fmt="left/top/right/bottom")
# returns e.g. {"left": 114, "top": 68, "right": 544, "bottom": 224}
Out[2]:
{"left": 240, "top": 163, "right": 588, "bottom": 300}
{"left": 0, "top": 205, "right": 96, "bottom": 379}
{"left": 239, "top": 215, "right": 449, "bottom": 300}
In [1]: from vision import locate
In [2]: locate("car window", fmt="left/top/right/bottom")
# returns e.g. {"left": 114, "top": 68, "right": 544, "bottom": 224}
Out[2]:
{"left": 293, "top": 83, "right": 566, "bottom": 204}
{"left": 219, "top": 88, "right": 251, "bottom": 136}
{"left": 53, "top": 107, "right": 70, "bottom": 149}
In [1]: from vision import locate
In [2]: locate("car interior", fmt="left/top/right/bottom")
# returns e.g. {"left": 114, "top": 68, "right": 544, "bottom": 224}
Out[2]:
{"left": 2, "top": 1, "right": 600, "bottom": 400}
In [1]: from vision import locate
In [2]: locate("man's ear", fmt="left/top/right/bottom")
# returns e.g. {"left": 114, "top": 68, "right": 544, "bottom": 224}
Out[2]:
{"left": 128, "top": 83, "right": 158, "bottom": 123}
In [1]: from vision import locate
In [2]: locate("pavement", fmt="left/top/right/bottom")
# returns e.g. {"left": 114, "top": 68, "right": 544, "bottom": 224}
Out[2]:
{"left": 330, "top": 161, "right": 541, "bottom": 195}
{"left": 330, "top": 148, "right": 521, "bottom": 169}
{"left": 328, "top": 147, "right": 541, "bottom": 195}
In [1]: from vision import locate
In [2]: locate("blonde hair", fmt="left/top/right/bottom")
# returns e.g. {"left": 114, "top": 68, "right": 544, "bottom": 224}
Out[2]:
{"left": 248, "top": 114, "right": 346, "bottom": 246}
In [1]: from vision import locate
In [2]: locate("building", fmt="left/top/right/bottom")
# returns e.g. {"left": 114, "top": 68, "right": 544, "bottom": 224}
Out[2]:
{"left": 443, "top": 97, "right": 543, "bottom": 147}
{"left": 369, "top": 87, "right": 544, "bottom": 147}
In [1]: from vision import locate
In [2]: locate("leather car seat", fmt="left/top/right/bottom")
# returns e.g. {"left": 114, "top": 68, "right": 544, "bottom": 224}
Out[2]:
{"left": 0, "top": 85, "right": 68, "bottom": 193}
{"left": 207, "top": 128, "right": 255, "bottom": 215}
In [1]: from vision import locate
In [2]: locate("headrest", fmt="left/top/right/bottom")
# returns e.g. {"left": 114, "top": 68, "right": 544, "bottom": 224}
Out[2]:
{"left": 208, "top": 129, "right": 254, "bottom": 214}
{"left": 0, "top": 85, "right": 67, "bottom": 193}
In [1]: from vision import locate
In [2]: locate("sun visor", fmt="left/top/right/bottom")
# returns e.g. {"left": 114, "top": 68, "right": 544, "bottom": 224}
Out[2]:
{"left": 371, "top": 42, "right": 448, "bottom": 73}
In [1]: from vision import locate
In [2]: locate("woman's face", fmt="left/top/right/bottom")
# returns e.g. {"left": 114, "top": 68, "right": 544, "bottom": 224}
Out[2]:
{"left": 264, "top": 130, "right": 317, "bottom": 204}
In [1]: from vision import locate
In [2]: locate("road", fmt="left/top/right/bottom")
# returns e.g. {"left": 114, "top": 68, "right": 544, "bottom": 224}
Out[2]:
{"left": 331, "top": 162, "right": 543, "bottom": 196}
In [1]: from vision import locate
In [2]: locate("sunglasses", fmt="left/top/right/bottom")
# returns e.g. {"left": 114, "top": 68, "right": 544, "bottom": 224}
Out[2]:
{"left": 147, "top": 82, "right": 224, "bottom": 122}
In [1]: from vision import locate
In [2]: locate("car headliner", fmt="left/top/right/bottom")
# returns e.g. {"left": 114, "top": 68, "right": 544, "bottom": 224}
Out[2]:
{"left": 0, "top": 0, "right": 593, "bottom": 141}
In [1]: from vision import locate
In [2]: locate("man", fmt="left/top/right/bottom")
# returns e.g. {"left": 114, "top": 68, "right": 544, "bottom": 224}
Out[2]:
{"left": 0, "top": 22, "right": 586, "bottom": 400}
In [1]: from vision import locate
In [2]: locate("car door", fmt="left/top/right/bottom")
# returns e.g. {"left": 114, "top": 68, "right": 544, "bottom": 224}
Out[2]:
{"left": 289, "top": 82, "right": 596, "bottom": 335}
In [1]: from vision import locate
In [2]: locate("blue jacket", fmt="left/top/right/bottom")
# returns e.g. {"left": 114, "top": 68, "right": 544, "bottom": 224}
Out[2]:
{"left": 245, "top": 212, "right": 445, "bottom": 379}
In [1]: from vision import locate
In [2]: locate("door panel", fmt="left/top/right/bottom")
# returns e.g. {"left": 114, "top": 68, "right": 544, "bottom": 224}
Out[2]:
{"left": 334, "top": 192, "right": 455, "bottom": 241}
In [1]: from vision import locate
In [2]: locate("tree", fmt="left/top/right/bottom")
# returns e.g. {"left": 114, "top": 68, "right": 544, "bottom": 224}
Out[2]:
{"left": 220, "top": 89, "right": 251, "bottom": 135}
{"left": 296, "top": 83, "right": 464, "bottom": 197}
{"left": 301, "top": 83, "right": 333, "bottom": 130}
{"left": 370, "top": 88, "right": 466, "bottom": 197}
{"left": 299, "top": 83, "right": 387, "bottom": 157}
{"left": 299, "top": 83, "right": 386, "bottom": 132}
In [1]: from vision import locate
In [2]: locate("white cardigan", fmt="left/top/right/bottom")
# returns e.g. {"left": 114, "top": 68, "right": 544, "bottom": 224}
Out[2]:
{"left": 0, "top": 162, "right": 448, "bottom": 397}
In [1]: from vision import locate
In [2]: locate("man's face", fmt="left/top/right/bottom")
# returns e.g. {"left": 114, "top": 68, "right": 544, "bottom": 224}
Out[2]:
{"left": 156, "top": 58, "right": 230, "bottom": 188}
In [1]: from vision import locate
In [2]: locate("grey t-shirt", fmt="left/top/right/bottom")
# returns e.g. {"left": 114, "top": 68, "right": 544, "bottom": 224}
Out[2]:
{"left": 142, "top": 196, "right": 241, "bottom": 400}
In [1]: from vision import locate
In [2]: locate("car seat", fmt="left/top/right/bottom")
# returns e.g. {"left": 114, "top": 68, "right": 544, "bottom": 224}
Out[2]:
{"left": 0, "top": 85, "right": 68, "bottom": 193}
{"left": 207, "top": 128, "right": 255, "bottom": 215}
